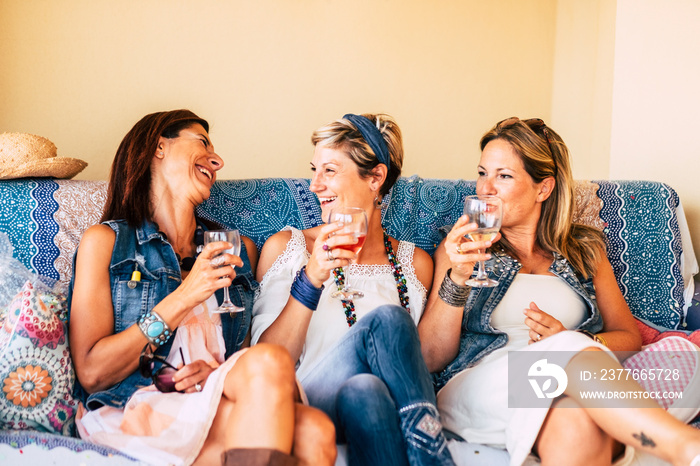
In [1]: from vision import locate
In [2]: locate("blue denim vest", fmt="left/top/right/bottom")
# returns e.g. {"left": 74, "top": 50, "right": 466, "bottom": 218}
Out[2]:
{"left": 433, "top": 249, "right": 604, "bottom": 391}
{"left": 68, "top": 219, "right": 258, "bottom": 410}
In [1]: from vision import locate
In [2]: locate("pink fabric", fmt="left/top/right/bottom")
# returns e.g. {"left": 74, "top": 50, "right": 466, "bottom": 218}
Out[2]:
{"left": 76, "top": 296, "right": 244, "bottom": 466}
{"left": 635, "top": 318, "right": 700, "bottom": 347}
{"left": 623, "top": 337, "right": 699, "bottom": 410}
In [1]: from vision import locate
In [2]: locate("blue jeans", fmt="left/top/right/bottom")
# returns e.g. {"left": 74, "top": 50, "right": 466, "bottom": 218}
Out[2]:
{"left": 300, "top": 305, "right": 453, "bottom": 466}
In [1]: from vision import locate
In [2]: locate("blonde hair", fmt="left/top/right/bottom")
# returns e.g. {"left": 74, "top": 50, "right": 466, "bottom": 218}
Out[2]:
{"left": 311, "top": 113, "right": 403, "bottom": 196}
{"left": 480, "top": 118, "right": 606, "bottom": 279}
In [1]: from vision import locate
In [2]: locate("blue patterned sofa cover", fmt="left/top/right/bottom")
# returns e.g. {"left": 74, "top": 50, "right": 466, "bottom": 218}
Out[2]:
{"left": 0, "top": 176, "right": 697, "bottom": 463}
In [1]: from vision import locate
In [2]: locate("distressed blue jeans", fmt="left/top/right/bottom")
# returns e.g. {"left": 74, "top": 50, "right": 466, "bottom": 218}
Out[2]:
{"left": 300, "top": 305, "right": 454, "bottom": 466}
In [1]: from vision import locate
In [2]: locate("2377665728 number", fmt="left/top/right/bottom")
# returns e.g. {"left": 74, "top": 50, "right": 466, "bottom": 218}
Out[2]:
{"left": 599, "top": 368, "right": 680, "bottom": 381}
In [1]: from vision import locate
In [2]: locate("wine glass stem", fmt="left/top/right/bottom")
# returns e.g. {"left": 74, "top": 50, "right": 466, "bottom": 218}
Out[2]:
{"left": 476, "top": 250, "right": 488, "bottom": 280}
{"left": 222, "top": 287, "right": 233, "bottom": 305}
{"left": 343, "top": 265, "right": 351, "bottom": 291}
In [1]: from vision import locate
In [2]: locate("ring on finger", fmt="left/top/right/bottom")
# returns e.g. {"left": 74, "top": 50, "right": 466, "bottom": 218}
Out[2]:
{"left": 322, "top": 242, "right": 330, "bottom": 251}
{"left": 195, "top": 383, "right": 203, "bottom": 392}
{"left": 210, "top": 255, "right": 226, "bottom": 268}
{"left": 536, "top": 333, "right": 542, "bottom": 341}
{"left": 326, "top": 249, "right": 335, "bottom": 261}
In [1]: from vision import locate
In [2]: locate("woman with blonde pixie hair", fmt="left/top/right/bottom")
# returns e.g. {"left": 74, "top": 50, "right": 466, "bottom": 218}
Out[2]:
{"left": 254, "top": 114, "right": 455, "bottom": 465}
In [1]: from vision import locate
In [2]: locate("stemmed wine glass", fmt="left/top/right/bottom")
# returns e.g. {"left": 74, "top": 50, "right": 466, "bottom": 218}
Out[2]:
{"left": 462, "top": 195, "right": 503, "bottom": 287}
{"left": 203, "top": 229, "right": 245, "bottom": 313}
{"left": 328, "top": 207, "right": 368, "bottom": 300}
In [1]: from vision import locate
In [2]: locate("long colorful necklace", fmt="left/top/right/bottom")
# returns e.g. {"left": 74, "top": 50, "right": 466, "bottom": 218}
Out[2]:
{"left": 332, "top": 229, "right": 410, "bottom": 327}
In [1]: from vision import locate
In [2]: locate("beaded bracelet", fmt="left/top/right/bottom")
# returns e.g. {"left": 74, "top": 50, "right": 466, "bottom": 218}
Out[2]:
{"left": 137, "top": 310, "right": 173, "bottom": 347}
{"left": 438, "top": 268, "right": 471, "bottom": 307}
{"left": 290, "top": 265, "right": 325, "bottom": 311}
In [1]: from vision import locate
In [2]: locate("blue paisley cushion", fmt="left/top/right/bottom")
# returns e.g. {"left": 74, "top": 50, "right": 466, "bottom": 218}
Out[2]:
{"left": 0, "top": 281, "right": 77, "bottom": 434}
{"left": 0, "top": 177, "right": 692, "bottom": 329}
{"left": 197, "top": 177, "right": 691, "bottom": 329}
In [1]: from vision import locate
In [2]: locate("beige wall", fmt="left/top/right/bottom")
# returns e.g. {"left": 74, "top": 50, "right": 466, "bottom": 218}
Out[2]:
{"left": 0, "top": 0, "right": 556, "bottom": 181}
{"left": 550, "top": 0, "right": 616, "bottom": 180}
{"left": 1, "top": 0, "right": 698, "bottom": 266}
{"left": 609, "top": 0, "right": 700, "bottom": 268}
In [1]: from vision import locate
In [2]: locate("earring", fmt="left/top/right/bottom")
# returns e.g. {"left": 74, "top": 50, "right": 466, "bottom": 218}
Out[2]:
{"left": 374, "top": 195, "right": 383, "bottom": 209}
{"left": 159, "top": 151, "right": 164, "bottom": 156}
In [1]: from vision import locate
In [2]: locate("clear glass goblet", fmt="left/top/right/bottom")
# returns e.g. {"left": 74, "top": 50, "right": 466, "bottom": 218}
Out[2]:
{"left": 203, "top": 229, "right": 245, "bottom": 313}
{"left": 462, "top": 195, "right": 503, "bottom": 287}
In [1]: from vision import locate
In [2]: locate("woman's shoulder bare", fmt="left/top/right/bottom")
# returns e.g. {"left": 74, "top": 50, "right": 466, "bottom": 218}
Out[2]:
{"left": 262, "top": 229, "right": 294, "bottom": 255}
{"left": 262, "top": 226, "right": 319, "bottom": 252}
{"left": 74, "top": 224, "right": 116, "bottom": 276}
{"left": 256, "top": 229, "right": 294, "bottom": 281}
{"left": 80, "top": 223, "right": 116, "bottom": 248}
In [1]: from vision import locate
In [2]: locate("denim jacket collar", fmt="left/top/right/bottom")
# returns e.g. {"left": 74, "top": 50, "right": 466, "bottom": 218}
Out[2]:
{"left": 134, "top": 220, "right": 165, "bottom": 245}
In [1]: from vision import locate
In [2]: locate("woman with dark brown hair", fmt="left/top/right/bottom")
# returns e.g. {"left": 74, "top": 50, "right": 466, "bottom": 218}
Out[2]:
{"left": 69, "top": 109, "right": 335, "bottom": 466}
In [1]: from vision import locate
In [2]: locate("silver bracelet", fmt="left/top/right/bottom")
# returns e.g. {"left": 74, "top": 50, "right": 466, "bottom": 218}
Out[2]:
{"left": 438, "top": 268, "right": 470, "bottom": 307}
{"left": 137, "top": 310, "right": 172, "bottom": 346}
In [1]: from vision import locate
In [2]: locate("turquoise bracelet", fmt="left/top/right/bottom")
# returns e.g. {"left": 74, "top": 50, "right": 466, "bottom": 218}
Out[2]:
{"left": 137, "top": 310, "right": 172, "bottom": 346}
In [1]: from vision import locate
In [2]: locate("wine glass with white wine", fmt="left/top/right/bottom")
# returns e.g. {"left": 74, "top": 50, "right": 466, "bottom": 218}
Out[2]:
{"left": 462, "top": 195, "right": 503, "bottom": 287}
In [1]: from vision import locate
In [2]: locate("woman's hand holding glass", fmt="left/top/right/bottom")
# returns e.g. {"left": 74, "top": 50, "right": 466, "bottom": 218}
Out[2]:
{"left": 203, "top": 230, "right": 245, "bottom": 313}
{"left": 304, "top": 222, "right": 357, "bottom": 289}
{"left": 461, "top": 195, "right": 503, "bottom": 287}
{"left": 444, "top": 215, "right": 500, "bottom": 285}
{"left": 326, "top": 207, "right": 368, "bottom": 300}
{"left": 174, "top": 238, "right": 243, "bottom": 312}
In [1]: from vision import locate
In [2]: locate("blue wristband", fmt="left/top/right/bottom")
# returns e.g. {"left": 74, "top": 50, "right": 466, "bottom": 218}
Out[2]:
{"left": 290, "top": 265, "right": 324, "bottom": 311}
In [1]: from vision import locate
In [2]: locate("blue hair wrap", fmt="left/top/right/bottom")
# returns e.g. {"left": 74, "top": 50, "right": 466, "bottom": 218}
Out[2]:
{"left": 342, "top": 114, "right": 391, "bottom": 170}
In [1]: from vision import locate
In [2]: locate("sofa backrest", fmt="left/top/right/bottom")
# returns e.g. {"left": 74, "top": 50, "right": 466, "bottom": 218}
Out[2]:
{"left": 0, "top": 177, "right": 694, "bottom": 329}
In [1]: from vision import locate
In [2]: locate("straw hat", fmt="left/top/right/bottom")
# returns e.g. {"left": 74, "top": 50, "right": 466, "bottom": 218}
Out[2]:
{"left": 0, "top": 133, "right": 87, "bottom": 180}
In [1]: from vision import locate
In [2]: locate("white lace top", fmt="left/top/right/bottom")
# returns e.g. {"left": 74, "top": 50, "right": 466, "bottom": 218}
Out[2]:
{"left": 252, "top": 227, "right": 428, "bottom": 380}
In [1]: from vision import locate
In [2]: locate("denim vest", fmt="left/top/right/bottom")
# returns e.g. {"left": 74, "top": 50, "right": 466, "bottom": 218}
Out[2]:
{"left": 433, "top": 249, "right": 603, "bottom": 391}
{"left": 68, "top": 219, "right": 258, "bottom": 410}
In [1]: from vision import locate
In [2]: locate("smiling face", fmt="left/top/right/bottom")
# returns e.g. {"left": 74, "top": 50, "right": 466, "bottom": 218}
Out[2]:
{"left": 309, "top": 144, "right": 377, "bottom": 220}
{"left": 155, "top": 123, "right": 223, "bottom": 203}
{"left": 476, "top": 138, "right": 554, "bottom": 231}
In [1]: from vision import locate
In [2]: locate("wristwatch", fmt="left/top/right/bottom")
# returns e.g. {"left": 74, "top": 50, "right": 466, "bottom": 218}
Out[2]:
{"left": 577, "top": 329, "right": 608, "bottom": 346}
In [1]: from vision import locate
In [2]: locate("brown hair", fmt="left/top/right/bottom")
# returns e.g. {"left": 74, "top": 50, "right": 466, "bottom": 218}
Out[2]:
{"left": 101, "top": 110, "right": 208, "bottom": 226}
{"left": 311, "top": 113, "right": 403, "bottom": 196}
{"left": 480, "top": 117, "right": 606, "bottom": 278}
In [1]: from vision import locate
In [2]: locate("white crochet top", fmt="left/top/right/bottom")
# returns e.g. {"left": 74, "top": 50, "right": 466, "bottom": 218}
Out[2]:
{"left": 252, "top": 227, "right": 427, "bottom": 380}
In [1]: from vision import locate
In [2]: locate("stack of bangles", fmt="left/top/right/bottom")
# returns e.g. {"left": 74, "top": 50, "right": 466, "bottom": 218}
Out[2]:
{"left": 291, "top": 265, "right": 325, "bottom": 310}
{"left": 438, "top": 268, "right": 471, "bottom": 307}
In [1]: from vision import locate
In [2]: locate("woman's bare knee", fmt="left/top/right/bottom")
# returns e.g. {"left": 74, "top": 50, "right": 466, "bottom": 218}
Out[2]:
{"left": 293, "top": 404, "right": 336, "bottom": 466}
{"left": 224, "top": 344, "right": 296, "bottom": 401}
{"left": 536, "top": 398, "right": 614, "bottom": 466}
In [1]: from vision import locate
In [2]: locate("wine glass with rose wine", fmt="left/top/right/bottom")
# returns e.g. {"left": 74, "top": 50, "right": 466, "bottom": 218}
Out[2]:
{"left": 328, "top": 207, "right": 368, "bottom": 300}
{"left": 462, "top": 195, "right": 503, "bottom": 287}
{"left": 203, "top": 229, "right": 245, "bottom": 313}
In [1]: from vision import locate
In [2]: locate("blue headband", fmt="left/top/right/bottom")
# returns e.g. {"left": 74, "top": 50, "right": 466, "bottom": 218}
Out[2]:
{"left": 342, "top": 114, "right": 391, "bottom": 170}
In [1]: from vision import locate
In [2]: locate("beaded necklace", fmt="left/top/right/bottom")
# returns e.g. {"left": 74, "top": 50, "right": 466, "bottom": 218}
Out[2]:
{"left": 332, "top": 229, "right": 410, "bottom": 327}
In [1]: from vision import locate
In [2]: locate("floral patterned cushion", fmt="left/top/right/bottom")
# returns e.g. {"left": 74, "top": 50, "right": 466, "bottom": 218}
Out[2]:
{"left": 0, "top": 281, "right": 76, "bottom": 434}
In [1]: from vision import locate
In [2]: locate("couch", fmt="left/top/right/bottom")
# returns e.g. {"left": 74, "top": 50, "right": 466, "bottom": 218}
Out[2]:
{"left": 0, "top": 176, "right": 698, "bottom": 465}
